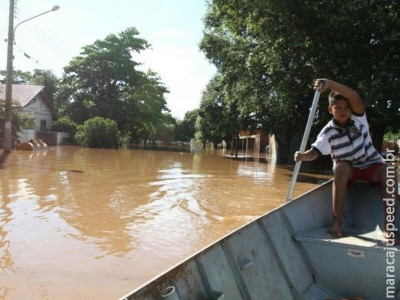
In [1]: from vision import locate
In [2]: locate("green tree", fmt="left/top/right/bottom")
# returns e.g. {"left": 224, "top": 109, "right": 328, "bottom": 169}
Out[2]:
{"left": 60, "top": 27, "right": 168, "bottom": 143}
{"left": 195, "top": 76, "right": 226, "bottom": 146}
{"left": 0, "top": 70, "right": 32, "bottom": 84}
{"left": 196, "top": 74, "right": 255, "bottom": 151}
{"left": 59, "top": 28, "right": 169, "bottom": 142}
{"left": 75, "top": 116, "right": 120, "bottom": 148}
{"left": 153, "top": 113, "right": 176, "bottom": 143}
{"left": 122, "top": 70, "right": 169, "bottom": 143}
{"left": 60, "top": 27, "right": 149, "bottom": 124}
{"left": 175, "top": 109, "right": 199, "bottom": 142}
{"left": 30, "top": 69, "right": 59, "bottom": 118}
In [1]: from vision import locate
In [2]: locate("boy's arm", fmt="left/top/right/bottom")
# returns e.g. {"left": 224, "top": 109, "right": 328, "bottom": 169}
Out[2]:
{"left": 294, "top": 148, "right": 319, "bottom": 162}
{"left": 314, "top": 79, "right": 364, "bottom": 115}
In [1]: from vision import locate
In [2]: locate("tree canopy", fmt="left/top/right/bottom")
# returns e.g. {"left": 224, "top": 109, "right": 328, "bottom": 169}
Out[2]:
{"left": 59, "top": 27, "right": 169, "bottom": 142}
{"left": 175, "top": 109, "right": 199, "bottom": 142}
{"left": 196, "top": 75, "right": 254, "bottom": 147}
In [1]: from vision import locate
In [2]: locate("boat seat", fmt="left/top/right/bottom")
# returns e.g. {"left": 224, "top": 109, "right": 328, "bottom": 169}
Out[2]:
{"left": 295, "top": 226, "right": 397, "bottom": 248}
{"left": 295, "top": 226, "right": 400, "bottom": 299}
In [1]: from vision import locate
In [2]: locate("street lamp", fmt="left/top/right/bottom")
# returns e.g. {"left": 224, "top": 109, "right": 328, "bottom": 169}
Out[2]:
{"left": 13, "top": 5, "right": 60, "bottom": 37}
{"left": 3, "top": 2, "right": 60, "bottom": 152}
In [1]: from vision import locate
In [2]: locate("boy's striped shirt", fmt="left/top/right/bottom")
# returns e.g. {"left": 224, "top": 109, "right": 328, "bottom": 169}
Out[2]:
{"left": 312, "top": 113, "right": 384, "bottom": 168}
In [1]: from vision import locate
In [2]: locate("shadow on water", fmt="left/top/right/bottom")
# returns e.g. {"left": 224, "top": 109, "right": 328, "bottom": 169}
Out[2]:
{"left": 279, "top": 164, "right": 333, "bottom": 184}
{"left": 223, "top": 155, "right": 270, "bottom": 164}
{"left": 129, "top": 144, "right": 192, "bottom": 153}
{"left": 0, "top": 151, "right": 10, "bottom": 168}
{"left": 220, "top": 152, "right": 332, "bottom": 184}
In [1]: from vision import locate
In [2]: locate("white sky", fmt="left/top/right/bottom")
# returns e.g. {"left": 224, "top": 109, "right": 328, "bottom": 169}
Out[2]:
{"left": 0, "top": 0, "right": 216, "bottom": 119}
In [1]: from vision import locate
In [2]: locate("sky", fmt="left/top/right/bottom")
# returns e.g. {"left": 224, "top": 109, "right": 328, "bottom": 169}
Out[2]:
{"left": 0, "top": 0, "right": 216, "bottom": 119}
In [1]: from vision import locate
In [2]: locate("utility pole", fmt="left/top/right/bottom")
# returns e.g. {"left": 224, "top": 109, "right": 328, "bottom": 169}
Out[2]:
{"left": 3, "top": 0, "right": 15, "bottom": 152}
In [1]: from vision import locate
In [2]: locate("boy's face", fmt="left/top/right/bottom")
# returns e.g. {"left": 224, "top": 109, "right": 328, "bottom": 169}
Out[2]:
{"left": 328, "top": 99, "right": 352, "bottom": 126}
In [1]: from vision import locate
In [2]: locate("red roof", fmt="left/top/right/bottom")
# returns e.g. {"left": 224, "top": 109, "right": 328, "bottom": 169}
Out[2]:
{"left": 0, "top": 84, "right": 46, "bottom": 107}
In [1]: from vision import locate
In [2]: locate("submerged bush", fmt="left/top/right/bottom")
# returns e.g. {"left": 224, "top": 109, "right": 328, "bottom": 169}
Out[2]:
{"left": 51, "top": 116, "right": 78, "bottom": 142}
{"left": 75, "top": 117, "right": 120, "bottom": 148}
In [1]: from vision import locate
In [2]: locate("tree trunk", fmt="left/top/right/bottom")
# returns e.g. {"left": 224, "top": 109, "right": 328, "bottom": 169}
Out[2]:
{"left": 230, "top": 135, "right": 234, "bottom": 156}
{"left": 235, "top": 132, "right": 239, "bottom": 158}
{"left": 371, "top": 125, "right": 386, "bottom": 154}
{"left": 275, "top": 128, "right": 293, "bottom": 164}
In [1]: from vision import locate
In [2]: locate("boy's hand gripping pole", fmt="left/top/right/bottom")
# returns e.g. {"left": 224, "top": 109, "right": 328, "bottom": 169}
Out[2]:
{"left": 286, "top": 90, "right": 321, "bottom": 202}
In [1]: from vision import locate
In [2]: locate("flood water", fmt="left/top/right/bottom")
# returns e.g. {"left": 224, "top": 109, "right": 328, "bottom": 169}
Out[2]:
{"left": 0, "top": 146, "right": 331, "bottom": 299}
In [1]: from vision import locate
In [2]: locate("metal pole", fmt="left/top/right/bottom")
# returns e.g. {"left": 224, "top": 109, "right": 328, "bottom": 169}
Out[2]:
{"left": 3, "top": 0, "right": 15, "bottom": 152}
{"left": 285, "top": 90, "right": 321, "bottom": 202}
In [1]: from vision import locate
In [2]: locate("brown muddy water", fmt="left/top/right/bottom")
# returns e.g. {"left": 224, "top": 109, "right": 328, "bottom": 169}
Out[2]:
{"left": 0, "top": 146, "right": 331, "bottom": 299}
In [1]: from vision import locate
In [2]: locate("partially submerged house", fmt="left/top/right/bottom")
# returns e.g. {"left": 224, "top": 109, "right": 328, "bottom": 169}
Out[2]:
{"left": 226, "top": 130, "right": 277, "bottom": 163}
{"left": 0, "top": 84, "right": 52, "bottom": 143}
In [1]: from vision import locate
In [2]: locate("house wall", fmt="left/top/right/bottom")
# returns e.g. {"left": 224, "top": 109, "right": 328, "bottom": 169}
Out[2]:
{"left": 23, "top": 96, "right": 52, "bottom": 131}
{"left": 18, "top": 129, "right": 36, "bottom": 143}
{"left": 18, "top": 130, "right": 71, "bottom": 145}
{"left": 57, "top": 132, "right": 71, "bottom": 145}
{"left": 238, "top": 130, "right": 269, "bottom": 153}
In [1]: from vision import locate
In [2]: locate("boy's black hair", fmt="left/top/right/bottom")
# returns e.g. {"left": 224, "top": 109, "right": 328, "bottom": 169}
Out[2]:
{"left": 329, "top": 90, "right": 350, "bottom": 106}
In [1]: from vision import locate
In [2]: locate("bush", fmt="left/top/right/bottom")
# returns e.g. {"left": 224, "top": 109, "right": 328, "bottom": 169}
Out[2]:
{"left": 51, "top": 116, "right": 78, "bottom": 137}
{"left": 75, "top": 117, "right": 120, "bottom": 148}
{"left": 384, "top": 130, "right": 400, "bottom": 143}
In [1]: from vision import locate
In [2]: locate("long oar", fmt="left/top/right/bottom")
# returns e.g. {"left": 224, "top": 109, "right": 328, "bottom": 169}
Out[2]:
{"left": 286, "top": 90, "right": 321, "bottom": 202}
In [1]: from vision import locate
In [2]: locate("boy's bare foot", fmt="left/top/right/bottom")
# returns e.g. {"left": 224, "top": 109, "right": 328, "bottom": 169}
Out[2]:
{"left": 382, "top": 231, "right": 400, "bottom": 245}
{"left": 327, "top": 221, "right": 343, "bottom": 237}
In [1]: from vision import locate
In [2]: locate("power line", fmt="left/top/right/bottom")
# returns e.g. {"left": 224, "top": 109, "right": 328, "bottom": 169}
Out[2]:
{"left": 15, "top": 45, "right": 48, "bottom": 69}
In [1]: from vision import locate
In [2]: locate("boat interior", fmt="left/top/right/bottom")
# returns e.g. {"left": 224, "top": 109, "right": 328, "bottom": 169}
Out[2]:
{"left": 123, "top": 181, "right": 400, "bottom": 300}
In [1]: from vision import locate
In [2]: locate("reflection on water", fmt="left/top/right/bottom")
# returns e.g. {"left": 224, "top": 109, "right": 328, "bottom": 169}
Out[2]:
{"left": 0, "top": 146, "right": 330, "bottom": 299}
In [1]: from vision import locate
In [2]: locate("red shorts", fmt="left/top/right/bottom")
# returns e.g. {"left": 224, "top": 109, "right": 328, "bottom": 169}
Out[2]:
{"left": 349, "top": 162, "right": 386, "bottom": 185}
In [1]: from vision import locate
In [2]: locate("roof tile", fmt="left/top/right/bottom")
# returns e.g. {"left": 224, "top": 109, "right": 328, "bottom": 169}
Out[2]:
{"left": 0, "top": 84, "right": 45, "bottom": 107}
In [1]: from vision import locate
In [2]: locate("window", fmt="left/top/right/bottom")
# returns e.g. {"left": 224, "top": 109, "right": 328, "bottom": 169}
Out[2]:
{"left": 40, "top": 120, "right": 47, "bottom": 131}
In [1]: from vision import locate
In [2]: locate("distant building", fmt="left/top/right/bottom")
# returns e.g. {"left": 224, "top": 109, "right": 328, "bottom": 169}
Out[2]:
{"left": 0, "top": 84, "right": 52, "bottom": 144}
{"left": 231, "top": 130, "right": 277, "bottom": 162}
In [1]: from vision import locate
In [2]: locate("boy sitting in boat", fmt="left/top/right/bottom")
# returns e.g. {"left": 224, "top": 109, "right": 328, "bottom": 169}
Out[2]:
{"left": 294, "top": 79, "right": 398, "bottom": 242}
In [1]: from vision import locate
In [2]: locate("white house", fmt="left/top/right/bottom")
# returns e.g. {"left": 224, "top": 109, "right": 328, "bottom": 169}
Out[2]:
{"left": 0, "top": 84, "right": 52, "bottom": 142}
